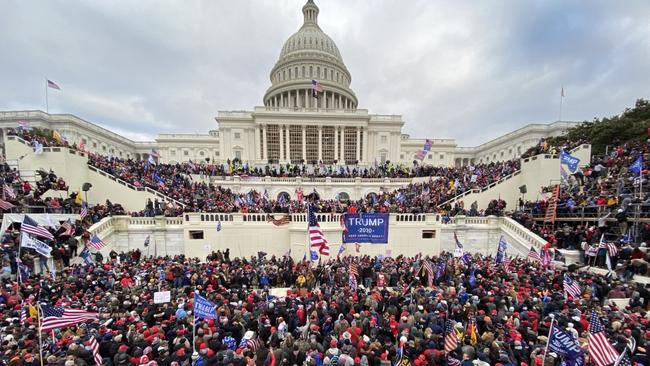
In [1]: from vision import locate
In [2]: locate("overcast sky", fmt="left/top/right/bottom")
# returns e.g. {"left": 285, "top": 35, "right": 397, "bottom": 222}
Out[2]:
{"left": 1, "top": 0, "right": 648, "bottom": 145}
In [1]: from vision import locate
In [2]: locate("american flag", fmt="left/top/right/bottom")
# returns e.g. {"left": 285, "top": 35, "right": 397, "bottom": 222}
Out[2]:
{"left": 423, "top": 259, "right": 434, "bottom": 287}
{"left": 447, "top": 356, "right": 461, "bottom": 366}
{"left": 308, "top": 206, "right": 329, "bottom": 255}
{"left": 21, "top": 215, "right": 54, "bottom": 240}
{"left": 40, "top": 304, "right": 99, "bottom": 331}
{"left": 18, "top": 120, "right": 32, "bottom": 130}
{"left": 3, "top": 183, "right": 16, "bottom": 199}
{"left": 349, "top": 271, "right": 358, "bottom": 290}
{"left": 503, "top": 256, "right": 512, "bottom": 272}
{"left": 350, "top": 262, "right": 359, "bottom": 278}
{"left": 89, "top": 336, "right": 102, "bottom": 366}
{"left": 614, "top": 348, "right": 632, "bottom": 366}
{"left": 563, "top": 273, "right": 582, "bottom": 298}
{"left": 588, "top": 312, "right": 618, "bottom": 366}
{"left": 0, "top": 198, "right": 15, "bottom": 210}
{"left": 60, "top": 220, "right": 74, "bottom": 236}
{"left": 87, "top": 235, "right": 106, "bottom": 250}
{"left": 47, "top": 79, "right": 61, "bottom": 90}
{"left": 444, "top": 319, "right": 458, "bottom": 353}
{"left": 599, "top": 242, "right": 618, "bottom": 257}
{"left": 527, "top": 246, "right": 542, "bottom": 262}
{"left": 311, "top": 79, "right": 323, "bottom": 93}
{"left": 80, "top": 202, "right": 88, "bottom": 219}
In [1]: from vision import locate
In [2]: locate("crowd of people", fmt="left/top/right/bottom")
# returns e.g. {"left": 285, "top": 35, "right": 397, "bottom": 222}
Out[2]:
{"left": 1, "top": 248, "right": 649, "bottom": 366}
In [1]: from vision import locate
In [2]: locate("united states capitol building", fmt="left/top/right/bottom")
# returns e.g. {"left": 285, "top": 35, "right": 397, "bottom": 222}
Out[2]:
{"left": 0, "top": 0, "right": 575, "bottom": 168}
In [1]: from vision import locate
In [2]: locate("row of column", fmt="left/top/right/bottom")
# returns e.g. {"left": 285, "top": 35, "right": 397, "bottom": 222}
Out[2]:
{"left": 257, "top": 125, "right": 364, "bottom": 163}
{"left": 266, "top": 89, "right": 355, "bottom": 109}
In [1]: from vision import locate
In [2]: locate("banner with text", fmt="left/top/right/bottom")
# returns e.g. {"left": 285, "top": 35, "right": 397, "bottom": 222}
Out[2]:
{"left": 343, "top": 213, "right": 389, "bottom": 244}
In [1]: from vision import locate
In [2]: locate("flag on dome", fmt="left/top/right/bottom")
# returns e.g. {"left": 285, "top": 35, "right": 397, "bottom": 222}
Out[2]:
{"left": 311, "top": 79, "right": 323, "bottom": 98}
{"left": 47, "top": 79, "right": 61, "bottom": 90}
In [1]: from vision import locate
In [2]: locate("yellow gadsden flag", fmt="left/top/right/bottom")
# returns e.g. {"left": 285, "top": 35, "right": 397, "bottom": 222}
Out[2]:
{"left": 52, "top": 130, "right": 63, "bottom": 144}
{"left": 75, "top": 191, "right": 82, "bottom": 205}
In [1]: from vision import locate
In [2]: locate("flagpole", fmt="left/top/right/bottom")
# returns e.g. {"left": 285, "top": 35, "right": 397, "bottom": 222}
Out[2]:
{"left": 37, "top": 304, "right": 45, "bottom": 366}
{"left": 45, "top": 78, "right": 49, "bottom": 114}
{"left": 559, "top": 86, "right": 564, "bottom": 121}
{"left": 541, "top": 315, "right": 555, "bottom": 366}
{"left": 192, "top": 293, "right": 197, "bottom": 353}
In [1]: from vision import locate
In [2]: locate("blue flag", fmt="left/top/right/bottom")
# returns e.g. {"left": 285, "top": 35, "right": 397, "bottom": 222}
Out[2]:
{"left": 461, "top": 252, "right": 472, "bottom": 266}
{"left": 194, "top": 294, "right": 217, "bottom": 319}
{"left": 79, "top": 248, "right": 94, "bottom": 265}
{"left": 560, "top": 150, "right": 581, "bottom": 173}
{"left": 16, "top": 258, "right": 29, "bottom": 282}
{"left": 310, "top": 250, "right": 319, "bottom": 261}
{"left": 468, "top": 267, "right": 476, "bottom": 288}
{"left": 630, "top": 156, "right": 643, "bottom": 175}
{"left": 547, "top": 324, "right": 585, "bottom": 366}
{"left": 495, "top": 236, "right": 508, "bottom": 264}
{"left": 217, "top": 221, "right": 222, "bottom": 232}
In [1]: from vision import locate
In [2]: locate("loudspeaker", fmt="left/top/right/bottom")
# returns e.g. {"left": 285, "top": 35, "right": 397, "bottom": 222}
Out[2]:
{"left": 519, "top": 185, "right": 527, "bottom": 194}
{"left": 82, "top": 183, "right": 93, "bottom": 192}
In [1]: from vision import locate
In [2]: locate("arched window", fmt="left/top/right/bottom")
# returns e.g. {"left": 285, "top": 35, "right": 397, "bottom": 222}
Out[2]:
{"left": 309, "top": 66, "right": 313, "bottom": 77}
{"left": 302, "top": 66, "right": 305, "bottom": 77}
{"left": 317, "top": 67, "right": 320, "bottom": 78}
{"left": 337, "top": 192, "right": 350, "bottom": 201}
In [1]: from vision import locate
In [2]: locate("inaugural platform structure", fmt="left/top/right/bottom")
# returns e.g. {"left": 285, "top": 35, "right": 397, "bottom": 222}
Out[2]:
{"left": 0, "top": 0, "right": 577, "bottom": 169}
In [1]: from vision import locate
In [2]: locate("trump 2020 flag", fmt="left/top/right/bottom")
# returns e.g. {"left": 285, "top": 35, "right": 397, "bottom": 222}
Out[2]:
{"left": 548, "top": 323, "right": 584, "bottom": 366}
{"left": 194, "top": 293, "right": 217, "bottom": 319}
{"left": 495, "top": 236, "right": 508, "bottom": 264}
{"left": 560, "top": 150, "right": 581, "bottom": 173}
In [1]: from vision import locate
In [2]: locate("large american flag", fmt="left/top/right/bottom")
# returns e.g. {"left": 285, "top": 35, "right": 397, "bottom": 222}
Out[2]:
{"left": 87, "top": 234, "right": 107, "bottom": 250}
{"left": 588, "top": 312, "right": 619, "bottom": 366}
{"left": 308, "top": 206, "right": 329, "bottom": 255}
{"left": 563, "top": 273, "right": 582, "bottom": 298}
{"left": 47, "top": 79, "right": 61, "bottom": 90}
{"left": 444, "top": 319, "right": 458, "bottom": 353}
{"left": 21, "top": 215, "right": 54, "bottom": 240}
{"left": 89, "top": 336, "right": 102, "bottom": 366}
{"left": 40, "top": 304, "right": 98, "bottom": 331}
{"left": 527, "top": 246, "right": 542, "bottom": 262}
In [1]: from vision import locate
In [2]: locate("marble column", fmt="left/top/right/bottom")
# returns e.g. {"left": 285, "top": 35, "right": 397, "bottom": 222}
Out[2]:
{"left": 286, "top": 125, "right": 291, "bottom": 163}
{"left": 279, "top": 125, "right": 284, "bottom": 161}
{"left": 318, "top": 126, "right": 323, "bottom": 163}
{"left": 334, "top": 126, "right": 339, "bottom": 162}
{"left": 355, "top": 127, "right": 361, "bottom": 163}
{"left": 262, "top": 124, "right": 268, "bottom": 162}
{"left": 301, "top": 125, "right": 307, "bottom": 163}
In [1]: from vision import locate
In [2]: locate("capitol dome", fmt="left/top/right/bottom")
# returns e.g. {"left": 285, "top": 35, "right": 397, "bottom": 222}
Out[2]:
{"left": 263, "top": 0, "right": 358, "bottom": 110}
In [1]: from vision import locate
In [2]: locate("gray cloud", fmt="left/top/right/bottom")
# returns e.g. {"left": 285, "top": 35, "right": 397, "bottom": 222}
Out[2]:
{"left": 0, "top": 0, "right": 648, "bottom": 145}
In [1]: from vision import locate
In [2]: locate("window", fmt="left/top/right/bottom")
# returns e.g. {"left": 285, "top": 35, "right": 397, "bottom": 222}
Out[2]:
{"left": 309, "top": 66, "right": 313, "bottom": 77}
{"left": 400, "top": 154, "right": 404, "bottom": 159}
{"left": 422, "top": 230, "right": 436, "bottom": 239}
{"left": 215, "top": 151, "right": 220, "bottom": 157}
{"left": 189, "top": 230, "right": 204, "bottom": 240}
{"left": 199, "top": 151, "right": 205, "bottom": 157}
{"left": 93, "top": 142, "right": 97, "bottom": 148}
{"left": 283, "top": 70, "right": 286, "bottom": 81}
{"left": 171, "top": 150, "right": 176, "bottom": 156}
{"left": 234, "top": 150, "right": 242, "bottom": 160}
{"left": 302, "top": 66, "right": 305, "bottom": 77}
{"left": 380, "top": 152, "right": 387, "bottom": 163}
{"left": 184, "top": 151, "right": 189, "bottom": 156}
{"left": 322, "top": 126, "right": 335, "bottom": 163}
{"left": 343, "top": 127, "right": 357, "bottom": 163}
{"left": 289, "top": 125, "right": 303, "bottom": 163}
{"left": 305, "top": 126, "right": 318, "bottom": 163}
{"left": 234, "top": 132, "right": 241, "bottom": 139}
{"left": 428, "top": 155, "right": 433, "bottom": 160}
{"left": 380, "top": 135, "right": 387, "bottom": 143}
{"left": 439, "top": 154, "right": 444, "bottom": 160}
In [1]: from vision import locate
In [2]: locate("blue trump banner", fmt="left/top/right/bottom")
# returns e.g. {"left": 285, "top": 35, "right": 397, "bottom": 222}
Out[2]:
{"left": 342, "top": 213, "right": 389, "bottom": 244}
{"left": 560, "top": 150, "right": 581, "bottom": 173}
{"left": 548, "top": 324, "right": 584, "bottom": 366}
{"left": 194, "top": 294, "right": 217, "bottom": 319}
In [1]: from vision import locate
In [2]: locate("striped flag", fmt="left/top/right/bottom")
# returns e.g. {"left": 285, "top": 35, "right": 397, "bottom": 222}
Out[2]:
{"left": 20, "top": 305, "right": 28, "bottom": 325}
{"left": 311, "top": 79, "right": 324, "bottom": 97}
{"left": 423, "top": 259, "right": 434, "bottom": 287}
{"left": 89, "top": 336, "right": 102, "bottom": 365}
{"left": 563, "top": 273, "right": 582, "bottom": 298}
{"left": 444, "top": 319, "right": 458, "bottom": 353}
{"left": 21, "top": 215, "right": 54, "bottom": 240}
{"left": 588, "top": 312, "right": 619, "bottom": 366}
{"left": 40, "top": 304, "right": 99, "bottom": 331}
{"left": 503, "top": 256, "right": 512, "bottom": 273}
{"left": 60, "top": 220, "right": 74, "bottom": 236}
{"left": 18, "top": 121, "right": 32, "bottom": 131}
{"left": 3, "top": 184, "right": 16, "bottom": 199}
{"left": 599, "top": 241, "right": 618, "bottom": 257}
{"left": 47, "top": 79, "right": 61, "bottom": 90}
{"left": 0, "top": 198, "right": 15, "bottom": 210}
{"left": 87, "top": 235, "right": 106, "bottom": 250}
{"left": 308, "top": 206, "right": 329, "bottom": 256}
{"left": 350, "top": 262, "right": 359, "bottom": 278}
{"left": 527, "top": 246, "right": 542, "bottom": 262}
{"left": 80, "top": 202, "right": 88, "bottom": 219}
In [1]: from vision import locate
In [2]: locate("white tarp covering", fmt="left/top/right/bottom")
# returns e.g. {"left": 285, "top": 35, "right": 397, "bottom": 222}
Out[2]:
{"left": 0, "top": 213, "right": 80, "bottom": 237}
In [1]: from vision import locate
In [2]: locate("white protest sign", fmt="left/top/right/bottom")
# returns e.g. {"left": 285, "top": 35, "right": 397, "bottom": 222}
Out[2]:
{"left": 154, "top": 291, "right": 171, "bottom": 304}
